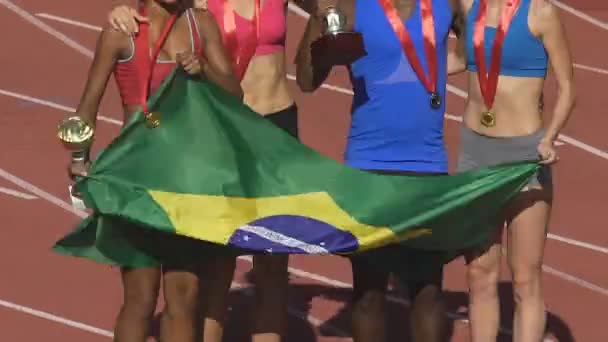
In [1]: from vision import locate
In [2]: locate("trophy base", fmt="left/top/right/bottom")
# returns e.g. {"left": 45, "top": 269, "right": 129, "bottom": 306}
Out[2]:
{"left": 311, "top": 32, "right": 367, "bottom": 68}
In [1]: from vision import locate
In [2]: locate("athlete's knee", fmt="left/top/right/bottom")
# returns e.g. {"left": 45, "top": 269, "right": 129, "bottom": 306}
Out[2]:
{"left": 511, "top": 263, "right": 543, "bottom": 303}
{"left": 164, "top": 271, "right": 200, "bottom": 317}
{"left": 467, "top": 261, "right": 499, "bottom": 300}
{"left": 122, "top": 286, "right": 158, "bottom": 319}
{"left": 353, "top": 290, "right": 386, "bottom": 318}
{"left": 121, "top": 270, "right": 160, "bottom": 319}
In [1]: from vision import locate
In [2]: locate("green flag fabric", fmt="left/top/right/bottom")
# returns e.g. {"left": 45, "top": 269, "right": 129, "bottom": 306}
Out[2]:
{"left": 53, "top": 69, "right": 539, "bottom": 267}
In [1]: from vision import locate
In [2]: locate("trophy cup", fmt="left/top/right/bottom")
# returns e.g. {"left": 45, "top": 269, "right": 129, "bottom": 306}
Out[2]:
{"left": 57, "top": 116, "right": 94, "bottom": 209}
{"left": 310, "top": 5, "right": 366, "bottom": 68}
{"left": 57, "top": 116, "right": 95, "bottom": 163}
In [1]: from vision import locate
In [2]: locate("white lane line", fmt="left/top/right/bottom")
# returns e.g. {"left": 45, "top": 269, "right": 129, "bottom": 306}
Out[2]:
{"left": 31, "top": 11, "right": 606, "bottom": 160}
{"left": 500, "top": 246, "right": 608, "bottom": 298}
{"left": 0, "top": 0, "right": 93, "bottom": 58}
{"left": 36, "top": 13, "right": 102, "bottom": 31}
{"left": 543, "top": 265, "right": 608, "bottom": 297}
{"left": 0, "top": 280, "right": 348, "bottom": 339}
{"left": 547, "top": 233, "right": 608, "bottom": 255}
{"left": 552, "top": 1, "right": 608, "bottom": 31}
{"left": 286, "top": 3, "right": 608, "bottom": 75}
{"left": 0, "top": 298, "right": 114, "bottom": 337}
{"left": 0, "top": 112, "right": 603, "bottom": 340}
{"left": 2, "top": 88, "right": 607, "bottom": 302}
{"left": 37, "top": 7, "right": 608, "bottom": 77}
{"left": 2, "top": 0, "right": 607, "bottom": 290}
{"left": 0, "top": 168, "right": 87, "bottom": 219}
{"left": 0, "top": 89, "right": 122, "bottom": 126}
{"left": 0, "top": 187, "right": 37, "bottom": 200}
{"left": 290, "top": 1, "right": 608, "bottom": 35}
{"left": 0, "top": 88, "right": 592, "bottom": 251}
{"left": 574, "top": 63, "right": 608, "bottom": 75}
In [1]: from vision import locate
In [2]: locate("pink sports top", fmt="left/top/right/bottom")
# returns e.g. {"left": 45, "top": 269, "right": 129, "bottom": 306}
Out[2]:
{"left": 207, "top": 0, "right": 286, "bottom": 77}
{"left": 114, "top": 9, "right": 202, "bottom": 106}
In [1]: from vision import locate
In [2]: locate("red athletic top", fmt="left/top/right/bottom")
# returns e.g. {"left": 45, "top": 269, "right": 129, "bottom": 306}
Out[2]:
{"left": 208, "top": 0, "right": 286, "bottom": 56}
{"left": 114, "top": 9, "right": 202, "bottom": 106}
{"left": 207, "top": 0, "right": 285, "bottom": 79}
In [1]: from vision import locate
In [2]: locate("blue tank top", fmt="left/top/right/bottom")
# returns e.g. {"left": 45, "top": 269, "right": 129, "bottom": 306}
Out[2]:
{"left": 346, "top": 0, "right": 452, "bottom": 173}
{"left": 465, "top": 0, "right": 548, "bottom": 77}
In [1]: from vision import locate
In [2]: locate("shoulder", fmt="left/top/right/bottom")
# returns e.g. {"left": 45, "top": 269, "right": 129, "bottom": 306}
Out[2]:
{"left": 189, "top": 8, "right": 223, "bottom": 42}
{"left": 190, "top": 8, "right": 220, "bottom": 31}
{"left": 530, "top": 0, "right": 558, "bottom": 17}
{"left": 190, "top": 7, "right": 215, "bottom": 23}
{"left": 529, "top": 0, "right": 562, "bottom": 36}
{"left": 96, "top": 27, "right": 131, "bottom": 58}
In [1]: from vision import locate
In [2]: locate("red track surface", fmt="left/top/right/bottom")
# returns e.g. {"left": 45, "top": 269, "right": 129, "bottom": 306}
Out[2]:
{"left": 1, "top": 0, "right": 607, "bottom": 341}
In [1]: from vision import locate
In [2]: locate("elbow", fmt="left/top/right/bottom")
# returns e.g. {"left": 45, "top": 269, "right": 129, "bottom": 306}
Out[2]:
{"left": 559, "top": 81, "right": 576, "bottom": 108}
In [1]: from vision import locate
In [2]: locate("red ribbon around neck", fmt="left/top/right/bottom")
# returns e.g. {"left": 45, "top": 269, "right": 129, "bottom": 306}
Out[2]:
{"left": 378, "top": 0, "right": 438, "bottom": 97}
{"left": 473, "top": 0, "right": 520, "bottom": 110}
{"left": 135, "top": 5, "right": 179, "bottom": 114}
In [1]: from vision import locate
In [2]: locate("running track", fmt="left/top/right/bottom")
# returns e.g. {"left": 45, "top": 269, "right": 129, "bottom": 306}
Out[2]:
{"left": 0, "top": 0, "right": 607, "bottom": 341}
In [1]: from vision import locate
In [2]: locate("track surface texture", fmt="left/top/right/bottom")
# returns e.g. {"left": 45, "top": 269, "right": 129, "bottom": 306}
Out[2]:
{"left": 0, "top": 0, "right": 607, "bottom": 341}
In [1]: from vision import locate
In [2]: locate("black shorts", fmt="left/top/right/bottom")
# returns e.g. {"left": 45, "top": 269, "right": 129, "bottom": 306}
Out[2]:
{"left": 264, "top": 103, "right": 299, "bottom": 139}
{"left": 350, "top": 169, "right": 448, "bottom": 300}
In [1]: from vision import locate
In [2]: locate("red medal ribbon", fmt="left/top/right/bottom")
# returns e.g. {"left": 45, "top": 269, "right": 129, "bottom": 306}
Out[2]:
{"left": 378, "top": 0, "right": 438, "bottom": 96}
{"left": 136, "top": 5, "right": 179, "bottom": 114}
{"left": 223, "top": 0, "right": 261, "bottom": 80}
{"left": 473, "top": 0, "right": 520, "bottom": 111}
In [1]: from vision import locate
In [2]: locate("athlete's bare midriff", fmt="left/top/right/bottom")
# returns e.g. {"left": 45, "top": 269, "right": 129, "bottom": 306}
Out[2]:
{"left": 464, "top": 72, "right": 545, "bottom": 137}
{"left": 241, "top": 51, "right": 293, "bottom": 115}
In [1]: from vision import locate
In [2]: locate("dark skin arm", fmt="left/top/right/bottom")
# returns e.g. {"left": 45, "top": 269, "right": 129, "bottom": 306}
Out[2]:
{"left": 68, "top": 28, "right": 129, "bottom": 177}
{"left": 295, "top": 0, "right": 354, "bottom": 92}
{"left": 75, "top": 29, "right": 129, "bottom": 127}
{"left": 191, "top": 9, "right": 243, "bottom": 98}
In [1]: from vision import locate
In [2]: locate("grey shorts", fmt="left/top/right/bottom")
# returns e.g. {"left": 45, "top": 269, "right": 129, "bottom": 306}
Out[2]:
{"left": 456, "top": 125, "right": 552, "bottom": 188}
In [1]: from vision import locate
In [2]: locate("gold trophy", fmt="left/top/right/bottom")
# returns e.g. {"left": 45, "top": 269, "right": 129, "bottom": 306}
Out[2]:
{"left": 311, "top": 5, "right": 366, "bottom": 68}
{"left": 57, "top": 116, "right": 95, "bottom": 162}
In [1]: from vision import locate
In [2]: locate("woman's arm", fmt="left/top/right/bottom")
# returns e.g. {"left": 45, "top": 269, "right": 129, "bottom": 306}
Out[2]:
{"left": 74, "top": 29, "right": 128, "bottom": 127}
{"left": 294, "top": 15, "right": 333, "bottom": 92}
{"left": 535, "top": 0, "right": 575, "bottom": 144}
{"left": 447, "top": 0, "right": 467, "bottom": 75}
{"left": 66, "top": 29, "right": 128, "bottom": 178}
{"left": 192, "top": 10, "right": 243, "bottom": 98}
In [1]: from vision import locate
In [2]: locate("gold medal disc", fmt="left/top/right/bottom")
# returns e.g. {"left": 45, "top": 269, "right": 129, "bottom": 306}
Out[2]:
{"left": 144, "top": 111, "right": 161, "bottom": 128}
{"left": 480, "top": 111, "right": 496, "bottom": 127}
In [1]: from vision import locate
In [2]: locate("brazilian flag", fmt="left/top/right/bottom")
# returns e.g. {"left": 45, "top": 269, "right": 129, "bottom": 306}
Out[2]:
{"left": 53, "top": 69, "right": 538, "bottom": 268}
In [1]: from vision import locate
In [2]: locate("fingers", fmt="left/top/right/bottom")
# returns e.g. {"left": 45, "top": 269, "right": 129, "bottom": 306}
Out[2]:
{"left": 134, "top": 12, "right": 149, "bottom": 23}
{"left": 108, "top": 6, "right": 148, "bottom": 35}
{"left": 68, "top": 162, "right": 89, "bottom": 180}
{"left": 177, "top": 53, "right": 202, "bottom": 75}
{"left": 175, "top": 51, "right": 188, "bottom": 64}
{"left": 538, "top": 148, "right": 558, "bottom": 165}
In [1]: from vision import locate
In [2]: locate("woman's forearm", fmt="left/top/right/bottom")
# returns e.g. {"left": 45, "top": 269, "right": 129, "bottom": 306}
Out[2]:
{"left": 542, "top": 82, "right": 575, "bottom": 143}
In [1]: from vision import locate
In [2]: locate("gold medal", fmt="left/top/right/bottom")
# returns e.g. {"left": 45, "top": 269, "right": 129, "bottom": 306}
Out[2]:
{"left": 480, "top": 110, "right": 496, "bottom": 127}
{"left": 144, "top": 111, "right": 161, "bottom": 128}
